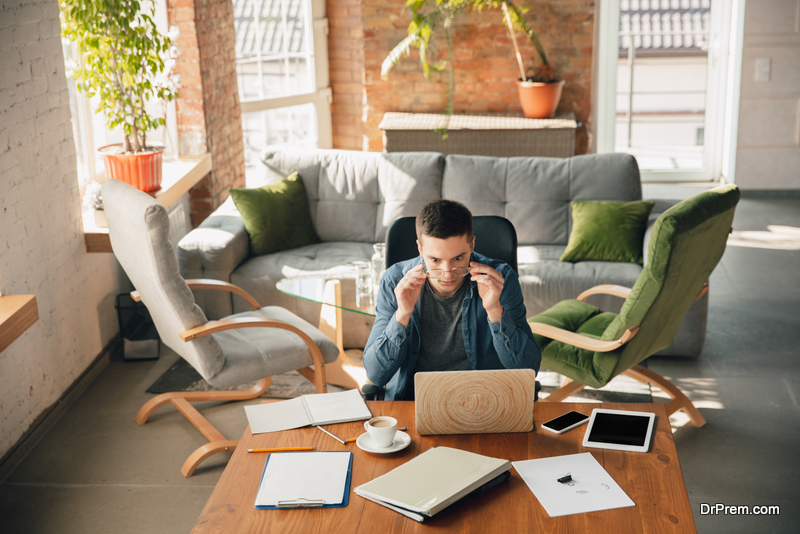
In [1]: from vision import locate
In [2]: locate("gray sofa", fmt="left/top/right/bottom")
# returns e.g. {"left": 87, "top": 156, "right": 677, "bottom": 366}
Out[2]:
{"left": 178, "top": 148, "right": 707, "bottom": 357}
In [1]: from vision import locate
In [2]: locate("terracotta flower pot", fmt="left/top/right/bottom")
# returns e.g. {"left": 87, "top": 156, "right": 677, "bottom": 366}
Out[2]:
{"left": 516, "top": 79, "right": 565, "bottom": 119}
{"left": 98, "top": 144, "right": 164, "bottom": 193}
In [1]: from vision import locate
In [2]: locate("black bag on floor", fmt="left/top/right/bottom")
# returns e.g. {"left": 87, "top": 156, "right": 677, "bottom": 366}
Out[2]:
{"left": 115, "top": 293, "right": 161, "bottom": 361}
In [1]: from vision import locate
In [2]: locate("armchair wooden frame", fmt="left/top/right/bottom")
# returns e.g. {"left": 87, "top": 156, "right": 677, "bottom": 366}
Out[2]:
{"left": 133, "top": 279, "right": 329, "bottom": 477}
{"left": 530, "top": 283, "right": 709, "bottom": 427}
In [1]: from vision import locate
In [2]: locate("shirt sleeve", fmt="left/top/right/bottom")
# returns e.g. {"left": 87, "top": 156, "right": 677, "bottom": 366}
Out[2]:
{"left": 487, "top": 267, "right": 542, "bottom": 373}
{"left": 362, "top": 270, "right": 414, "bottom": 386}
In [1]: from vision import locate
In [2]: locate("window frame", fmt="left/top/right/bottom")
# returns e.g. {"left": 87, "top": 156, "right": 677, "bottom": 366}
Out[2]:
{"left": 595, "top": 0, "right": 745, "bottom": 183}
{"left": 236, "top": 0, "right": 333, "bottom": 150}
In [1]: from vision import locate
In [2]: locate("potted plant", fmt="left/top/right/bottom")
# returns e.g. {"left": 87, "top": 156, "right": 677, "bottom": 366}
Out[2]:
{"left": 60, "top": 0, "right": 178, "bottom": 192}
{"left": 382, "top": 1, "right": 563, "bottom": 123}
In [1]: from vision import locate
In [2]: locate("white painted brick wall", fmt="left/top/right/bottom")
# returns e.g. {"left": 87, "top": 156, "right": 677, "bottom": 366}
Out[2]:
{"left": 0, "top": 0, "right": 127, "bottom": 459}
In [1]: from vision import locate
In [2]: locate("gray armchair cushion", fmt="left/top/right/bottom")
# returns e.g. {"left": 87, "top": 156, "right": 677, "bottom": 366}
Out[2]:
{"left": 210, "top": 306, "right": 339, "bottom": 389}
{"left": 102, "top": 179, "right": 226, "bottom": 380}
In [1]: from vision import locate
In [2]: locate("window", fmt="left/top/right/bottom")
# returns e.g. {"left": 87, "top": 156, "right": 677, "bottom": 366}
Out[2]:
{"left": 596, "top": 0, "right": 745, "bottom": 183}
{"left": 233, "top": 0, "right": 332, "bottom": 178}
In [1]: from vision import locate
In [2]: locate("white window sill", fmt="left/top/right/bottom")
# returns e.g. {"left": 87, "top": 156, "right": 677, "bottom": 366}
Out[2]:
{"left": 83, "top": 153, "right": 213, "bottom": 253}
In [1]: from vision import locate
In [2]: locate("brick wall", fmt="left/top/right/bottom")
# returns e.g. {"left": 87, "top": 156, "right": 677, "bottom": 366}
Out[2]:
{"left": 327, "top": 0, "right": 367, "bottom": 151}
{"left": 329, "top": 1, "right": 595, "bottom": 155}
{"left": 0, "top": 0, "right": 125, "bottom": 459}
{"left": 168, "top": 0, "right": 246, "bottom": 225}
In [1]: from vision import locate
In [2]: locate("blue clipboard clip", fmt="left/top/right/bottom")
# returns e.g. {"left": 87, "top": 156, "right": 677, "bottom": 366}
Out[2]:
{"left": 277, "top": 498, "right": 326, "bottom": 508}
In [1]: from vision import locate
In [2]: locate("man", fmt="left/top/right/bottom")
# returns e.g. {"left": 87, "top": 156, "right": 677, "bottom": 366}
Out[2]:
{"left": 363, "top": 199, "right": 541, "bottom": 400}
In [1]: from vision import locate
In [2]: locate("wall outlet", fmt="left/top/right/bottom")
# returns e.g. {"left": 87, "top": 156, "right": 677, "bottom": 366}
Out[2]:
{"left": 755, "top": 58, "right": 771, "bottom": 83}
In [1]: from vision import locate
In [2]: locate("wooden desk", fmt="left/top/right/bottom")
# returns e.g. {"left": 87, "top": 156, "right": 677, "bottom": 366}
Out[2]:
{"left": 192, "top": 402, "right": 695, "bottom": 533}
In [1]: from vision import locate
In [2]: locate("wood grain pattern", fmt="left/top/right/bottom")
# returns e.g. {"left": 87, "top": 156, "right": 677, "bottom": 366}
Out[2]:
{"left": 192, "top": 402, "right": 695, "bottom": 534}
{"left": 415, "top": 369, "right": 536, "bottom": 435}
{"left": 0, "top": 295, "right": 38, "bottom": 353}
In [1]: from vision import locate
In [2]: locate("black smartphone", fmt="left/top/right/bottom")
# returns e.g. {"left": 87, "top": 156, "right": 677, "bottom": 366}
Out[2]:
{"left": 541, "top": 411, "right": 590, "bottom": 434}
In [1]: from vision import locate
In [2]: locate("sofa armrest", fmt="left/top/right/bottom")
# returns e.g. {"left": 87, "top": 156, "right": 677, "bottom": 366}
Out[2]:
{"left": 178, "top": 197, "right": 250, "bottom": 319}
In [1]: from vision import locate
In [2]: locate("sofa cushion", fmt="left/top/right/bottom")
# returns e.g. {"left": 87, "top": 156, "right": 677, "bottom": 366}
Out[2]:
{"left": 518, "top": 245, "right": 643, "bottom": 316}
{"left": 560, "top": 200, "right": 654, "bottom": 263}
{"left": 229, "top": 172, "right": 319, "bottom": 256}
{"left": 442, "top": 153, "right": 643, "bottom": 245}
{"left": 260, "top": 148, "right": 444, "bottom": 243}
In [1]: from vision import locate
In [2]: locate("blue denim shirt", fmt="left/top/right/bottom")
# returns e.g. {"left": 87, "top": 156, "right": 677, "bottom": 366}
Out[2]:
{"left": 363, "top": 252, "right": 541, "bottom": 400}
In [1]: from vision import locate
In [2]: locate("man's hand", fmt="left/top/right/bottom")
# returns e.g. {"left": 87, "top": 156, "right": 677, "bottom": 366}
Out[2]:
{"left": 469, "top": 261, "right": 504, "bottom": 322}
{"left": 394, "top": 263, "right": 427, "bottom": 326}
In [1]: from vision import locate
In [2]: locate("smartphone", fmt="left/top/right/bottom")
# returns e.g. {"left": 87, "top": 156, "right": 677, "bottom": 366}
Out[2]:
{"left": 541, "top": 411, "right": 590, "bottom": 434}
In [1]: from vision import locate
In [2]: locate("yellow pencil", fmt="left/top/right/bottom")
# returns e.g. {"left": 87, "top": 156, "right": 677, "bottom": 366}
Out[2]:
{"left": 247, "top": 446, "right": 315, "bottom": 453}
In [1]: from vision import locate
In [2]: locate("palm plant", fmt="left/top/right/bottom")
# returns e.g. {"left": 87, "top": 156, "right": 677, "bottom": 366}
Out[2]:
{"left": 382, "top": 1, "right": 556, "bottom": 124}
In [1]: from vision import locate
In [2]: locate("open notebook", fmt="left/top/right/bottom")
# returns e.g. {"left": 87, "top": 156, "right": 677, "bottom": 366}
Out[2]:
{"left": 244, "top": 389, "right": 372, "bottom": 434}
{"left": 354, "top": 446, "right": 511, "bottom": 521}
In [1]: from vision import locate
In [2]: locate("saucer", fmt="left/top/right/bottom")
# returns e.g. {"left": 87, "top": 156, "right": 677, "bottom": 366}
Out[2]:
{"left": 356, "top": 430, "right": 411, "bottom": 454}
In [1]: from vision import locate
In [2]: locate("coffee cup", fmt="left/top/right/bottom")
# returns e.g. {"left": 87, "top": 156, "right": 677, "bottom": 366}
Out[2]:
{"left": 363, "top": 416, "right": 398, "bottom": 448}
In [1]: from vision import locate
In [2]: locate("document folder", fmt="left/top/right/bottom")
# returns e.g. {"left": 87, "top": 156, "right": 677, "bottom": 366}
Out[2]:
{"left": 254, "top": 451, "right": 353, "bottom": 510}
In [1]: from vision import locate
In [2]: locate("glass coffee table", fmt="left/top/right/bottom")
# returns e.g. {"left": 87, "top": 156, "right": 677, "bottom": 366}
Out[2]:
{"left": 276, "top": 275, "right": 377, "bottom": 390}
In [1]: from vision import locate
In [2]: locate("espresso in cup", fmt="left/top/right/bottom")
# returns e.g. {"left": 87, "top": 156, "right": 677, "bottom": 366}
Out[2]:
{"left": 364, "top": 416, "right": 398, "bottom": 448}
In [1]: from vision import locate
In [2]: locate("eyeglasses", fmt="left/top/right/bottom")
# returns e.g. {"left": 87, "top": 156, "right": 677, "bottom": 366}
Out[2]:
{"left": 423, "top": 266, "right": 470, "bottom": 279}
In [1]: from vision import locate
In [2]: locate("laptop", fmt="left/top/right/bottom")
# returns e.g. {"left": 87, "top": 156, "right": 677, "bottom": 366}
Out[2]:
{"left": 414, "top": 369, "right": 536, "bottom": 435}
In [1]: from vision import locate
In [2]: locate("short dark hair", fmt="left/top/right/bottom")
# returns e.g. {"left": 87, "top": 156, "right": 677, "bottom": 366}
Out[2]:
{"left": 415, "top": 199, "right": 473, "bottom": 241}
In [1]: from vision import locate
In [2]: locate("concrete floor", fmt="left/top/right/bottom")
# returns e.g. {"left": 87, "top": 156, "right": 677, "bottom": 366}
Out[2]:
{"left": 1, "top": 189, "right": 798, "bottom": 533}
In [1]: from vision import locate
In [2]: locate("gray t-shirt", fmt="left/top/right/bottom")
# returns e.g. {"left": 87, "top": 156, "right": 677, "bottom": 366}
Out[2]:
{"left": 414, "top": 280, "right": 471, "bottom": 374}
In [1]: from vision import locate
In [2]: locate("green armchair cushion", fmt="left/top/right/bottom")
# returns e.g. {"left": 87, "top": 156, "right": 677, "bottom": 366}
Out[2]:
{"left": 229, "top": 172, "right": 319, "bottom": 256}
{"left": 560, "top": 201, "right": 655, "bottom": 264}
{"left": 528, "top": 300, "right": 619, "bottom": 389}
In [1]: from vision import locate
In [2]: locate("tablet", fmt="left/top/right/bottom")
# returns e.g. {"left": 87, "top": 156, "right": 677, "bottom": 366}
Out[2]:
{"left": 581, "top": 409, "right": 656, "bottom": 453}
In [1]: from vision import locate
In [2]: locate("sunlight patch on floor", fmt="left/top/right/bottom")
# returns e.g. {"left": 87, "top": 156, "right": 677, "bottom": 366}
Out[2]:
{"left": 728, "top": 225, "right": 800, "bottom": 251}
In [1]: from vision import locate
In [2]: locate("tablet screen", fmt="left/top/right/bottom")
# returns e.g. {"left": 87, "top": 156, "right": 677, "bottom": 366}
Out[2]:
{"left": 586, "top": 412, "right": 651, "bottom": 447}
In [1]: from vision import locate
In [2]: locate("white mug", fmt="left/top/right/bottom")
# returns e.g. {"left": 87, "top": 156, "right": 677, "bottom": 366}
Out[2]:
{"left": 363, "top": 416, "right": 398, "bottom": 448}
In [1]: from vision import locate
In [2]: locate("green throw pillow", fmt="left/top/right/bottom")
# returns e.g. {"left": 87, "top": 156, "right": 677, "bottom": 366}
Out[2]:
{"left": 560, "top": 200, "right": 655, "bottom": 263}
{"left": 229, "top": 172, "right": 319, "bottom": 256}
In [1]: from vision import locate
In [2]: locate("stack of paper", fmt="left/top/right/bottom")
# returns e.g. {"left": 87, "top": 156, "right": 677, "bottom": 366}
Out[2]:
{"left": 355, "top": 446, "right": 511, "bottom": 522}
{"left": 245, "top": 389, "right": 372, "bottom": 434}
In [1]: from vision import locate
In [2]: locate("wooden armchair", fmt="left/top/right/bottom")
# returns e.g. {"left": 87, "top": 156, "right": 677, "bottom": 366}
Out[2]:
{"left": 528, "top": 185, "right": 740, "bottom": 427}
{"left": 103, "top": 180, "right": 340, "bottom": 476}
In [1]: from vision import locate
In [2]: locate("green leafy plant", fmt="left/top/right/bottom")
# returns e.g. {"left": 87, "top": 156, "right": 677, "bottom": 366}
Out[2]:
{"left": 60, "top": 0, "right": 177, "bottom": 154}
{"left": 382, "top": 1, "right": 556, "bottom": 129}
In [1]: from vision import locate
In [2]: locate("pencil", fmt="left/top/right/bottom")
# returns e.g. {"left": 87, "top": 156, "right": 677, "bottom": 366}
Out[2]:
{"left": 315, "top": 425, "right": 346, "bottom": 444}
{"left": 344, "top": 437, "right": 357, "bottom": 443}
{"left": 247, "top": 447, "right": 315, "bottom": 453}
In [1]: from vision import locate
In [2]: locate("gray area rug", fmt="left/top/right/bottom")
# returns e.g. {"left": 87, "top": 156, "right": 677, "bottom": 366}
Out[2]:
{"left": 147, "top": 353, "right": 651, "bottom": 403}
{"left": 146, "top": 356, "right": 347, "bottom": 398}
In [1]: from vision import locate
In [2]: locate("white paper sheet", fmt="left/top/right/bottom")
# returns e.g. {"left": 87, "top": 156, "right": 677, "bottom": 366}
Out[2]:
{"left": 255, "top": 451, "right": 351, "bottom": 508}
{"left": 303, "top": 388, "right": 372, "bottom": 425}
{"left": 512, "top": 453, "right": 635, "bottom": 517}
{"left": 245, "top": 397, "right": 310, "bottom": 434}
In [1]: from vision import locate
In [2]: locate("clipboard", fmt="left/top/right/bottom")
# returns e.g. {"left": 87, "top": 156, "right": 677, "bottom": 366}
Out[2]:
{"left": 254, "top": 451, "right": 353, "bottom": 510}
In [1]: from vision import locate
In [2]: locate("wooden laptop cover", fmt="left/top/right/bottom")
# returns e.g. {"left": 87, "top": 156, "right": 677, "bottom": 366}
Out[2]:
{"left": 415, "top": 369, "right": 536, "bottom": 435}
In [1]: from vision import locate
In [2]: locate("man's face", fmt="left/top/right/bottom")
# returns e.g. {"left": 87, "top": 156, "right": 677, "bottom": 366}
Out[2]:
{"left": 417, "top": 233, "right": 475, "bottom": 298}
